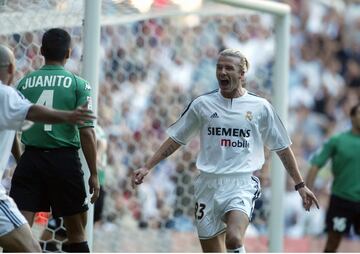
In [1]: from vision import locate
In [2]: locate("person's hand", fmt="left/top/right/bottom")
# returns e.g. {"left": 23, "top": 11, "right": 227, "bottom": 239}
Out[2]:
{"left": 88, "top": 174, "right": 100, "bottom": 204}
{"left": 131, "top": 167, "right": 150, "bottom": 188}
{"left": 297, "top": 186, "right": 320, "bottom": 211}
{"left": 68, "top": 103, "right": 96, "bottom": 125}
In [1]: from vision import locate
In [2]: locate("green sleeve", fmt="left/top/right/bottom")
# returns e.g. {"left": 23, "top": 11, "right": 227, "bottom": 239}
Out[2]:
{"left": 76, "top": 78, "right": 94, "bottom": 128}
{"left": 310, "top": 136, "right": 337, "bottom": 168}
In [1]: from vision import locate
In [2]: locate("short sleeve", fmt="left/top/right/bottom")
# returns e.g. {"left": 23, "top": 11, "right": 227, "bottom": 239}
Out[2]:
{"left": 76, "top": 78, "right": 94, "bottom": 128}
{"left": 0, "top": 85, "right": 32, "bottom": 130}
{"left": 310, "top": 137, "right": 336, "bottom": 168}
{"left": 259, "top": 101, "right": 292, "bottom": 151}
{"left": 166, "top": 101, "right": 201, "bottom": 145}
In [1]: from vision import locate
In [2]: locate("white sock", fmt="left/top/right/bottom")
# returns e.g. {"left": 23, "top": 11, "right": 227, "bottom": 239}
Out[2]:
{"left": 227, "top": 246, "right": 246, "bottom": 253}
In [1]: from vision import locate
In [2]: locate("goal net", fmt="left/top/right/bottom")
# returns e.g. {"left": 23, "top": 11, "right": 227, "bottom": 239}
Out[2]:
{"left": 1, "top": 0, "right": 278, "bottom": 252}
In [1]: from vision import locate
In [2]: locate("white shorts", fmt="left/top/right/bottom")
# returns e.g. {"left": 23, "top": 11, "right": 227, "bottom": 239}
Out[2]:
{"left": 0, "top": 196, "right": 28, "bottom": 237}
{"left": 194, "top": 172, "right": 261, "bottom": 240}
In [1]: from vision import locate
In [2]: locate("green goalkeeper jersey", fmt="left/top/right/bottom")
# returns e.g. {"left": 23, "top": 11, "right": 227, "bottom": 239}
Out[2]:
{"left": 310, "top": 131, "right": 360, "bottom": 202}
{"left": 17, "top": 65, "right": 94, "bottom": 148}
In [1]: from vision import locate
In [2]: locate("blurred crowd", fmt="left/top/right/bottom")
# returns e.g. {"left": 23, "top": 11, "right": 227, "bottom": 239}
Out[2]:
{"left": 1, "top": 0, "right": 360, "bottom": 240}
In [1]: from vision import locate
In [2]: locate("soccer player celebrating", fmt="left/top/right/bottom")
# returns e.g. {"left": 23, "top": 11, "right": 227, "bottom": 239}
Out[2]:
{"left": 9, "top": 29, "right": 99, "bottom": 253}
{"left": 132, "top": 49, "right": 319, "bottom": 253}
{"left": 0, "top": 43, "right": 95, "bottom": 252}
{"left": 306, "top": 103, "right": 360, "bottom": 252}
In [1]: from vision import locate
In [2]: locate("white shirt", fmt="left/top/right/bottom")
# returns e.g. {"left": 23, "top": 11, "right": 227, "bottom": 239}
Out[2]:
{"left": 0, "top": 81, "right": 31, "bottom": 198}
{"left": 167, "top": 89, "right": 291, "bottom": 174}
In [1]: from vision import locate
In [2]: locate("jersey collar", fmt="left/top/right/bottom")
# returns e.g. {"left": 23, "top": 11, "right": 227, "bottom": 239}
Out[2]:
{"left": 40, "top": 65, "right": 65, "bottom": 70}
{"left": 218, "top": 88, "right": 248, "bottom": 100}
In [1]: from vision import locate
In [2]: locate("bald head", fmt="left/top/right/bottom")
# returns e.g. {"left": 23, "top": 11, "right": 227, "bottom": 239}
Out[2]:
{"left": 0, "top": 44, "right": 16, "bottom": 85}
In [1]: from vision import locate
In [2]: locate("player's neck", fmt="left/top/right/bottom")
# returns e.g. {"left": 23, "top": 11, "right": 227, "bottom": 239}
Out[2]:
{"left": 44, "top": 59, "right": 65, "bottom": 66}
{"left": 222, "top": 87, "right": 245, "bottom": 99}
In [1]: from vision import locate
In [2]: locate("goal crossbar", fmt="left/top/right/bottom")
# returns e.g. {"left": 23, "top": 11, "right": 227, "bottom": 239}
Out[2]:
{"left": 212, "top": 0, "right": 290, "bottom": 16}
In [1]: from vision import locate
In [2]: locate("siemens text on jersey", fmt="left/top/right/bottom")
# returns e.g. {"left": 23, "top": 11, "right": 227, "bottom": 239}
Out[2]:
{"left": 207, "top": 127, "right": 251, "bottom": 137}
{"left": 22, "top": 75, "right": 72, "bottom": 89}
{"left": 208, "top": 127, "right": 251, "bottom": 148}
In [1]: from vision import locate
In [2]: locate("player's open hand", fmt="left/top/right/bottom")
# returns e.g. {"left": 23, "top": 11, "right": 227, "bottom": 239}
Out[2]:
{"left": 297, "top": 186, "right": 320, "bottom": 211}
{"left": 89, "top": 174, "right": 100, "bottom": 204}
{"left": 69, "top": 103, "right": 96, "bottom": 125}
{"left": 131, "top": 167, "right": 150, "bottom": 189}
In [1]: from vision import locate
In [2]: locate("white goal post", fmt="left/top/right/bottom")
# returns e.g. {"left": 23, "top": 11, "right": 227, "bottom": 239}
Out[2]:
{"left": 81, "top": 0, "right": 101, "bottom": 251}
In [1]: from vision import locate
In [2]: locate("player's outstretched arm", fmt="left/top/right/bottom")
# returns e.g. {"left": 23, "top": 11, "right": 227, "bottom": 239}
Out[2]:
{"left": 26, "top": 103, "right": 96, "bottom": 125}
{"left": 132, "top": 137, "right": 181, "bottom": 188}
{"left": 80, "top": 127, "right": 100, "bottom": 204}
{"left": 276, "top": 147, "right": 319, "bottom": 211}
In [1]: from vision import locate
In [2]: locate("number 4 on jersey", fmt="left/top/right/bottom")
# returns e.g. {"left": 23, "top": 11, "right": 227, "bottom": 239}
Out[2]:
{"left": 36, "top": 90, "right": 54, "bottom": 131}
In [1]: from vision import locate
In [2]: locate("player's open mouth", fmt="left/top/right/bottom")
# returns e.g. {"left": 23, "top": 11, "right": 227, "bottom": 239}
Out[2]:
{"left": 220, "top": 80, "right": 229, "bottom": 86}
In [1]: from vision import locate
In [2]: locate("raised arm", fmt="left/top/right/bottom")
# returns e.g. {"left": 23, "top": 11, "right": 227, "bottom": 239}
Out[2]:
{"left": 276, "top": 147, "right": 319, "bottom": 211}
{"left": 132, "top": 137, "right": 181, "bottom": 188}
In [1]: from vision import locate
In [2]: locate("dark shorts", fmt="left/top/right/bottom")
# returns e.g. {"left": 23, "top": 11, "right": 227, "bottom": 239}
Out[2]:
{"left": 326, "top": 195, "right": 360, "bottom": 235}
{"left": 10, "top": 146, "right": 88, "bottom": 218}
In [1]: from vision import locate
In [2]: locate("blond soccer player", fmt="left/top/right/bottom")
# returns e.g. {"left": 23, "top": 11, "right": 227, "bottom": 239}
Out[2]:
{"left": 132, "top": 49, "right": 319, "bottom": 253}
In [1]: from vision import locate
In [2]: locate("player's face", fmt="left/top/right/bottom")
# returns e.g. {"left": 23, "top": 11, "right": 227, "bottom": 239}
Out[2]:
{"left": 216, "top": 55, "right": 244, "bottom": 97}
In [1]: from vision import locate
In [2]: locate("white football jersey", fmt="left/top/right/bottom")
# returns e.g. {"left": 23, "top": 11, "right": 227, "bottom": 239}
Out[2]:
{"left": 0, "top": 82, "right": 31, "bottom": 198}
{"left": 0, "top": 82, "right": 31, "bottom": 131}
{"left": 167, "top": 89, "right": 291, "bottom": 174}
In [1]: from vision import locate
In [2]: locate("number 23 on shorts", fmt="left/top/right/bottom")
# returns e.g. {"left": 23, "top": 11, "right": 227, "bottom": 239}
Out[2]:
{"left": 195, "top": 202, "right": 206, "bottom": 220}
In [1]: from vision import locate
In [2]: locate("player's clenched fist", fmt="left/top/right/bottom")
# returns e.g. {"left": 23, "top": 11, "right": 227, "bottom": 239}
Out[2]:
{"left": 131, "top": 167, "right": 150, "bottom": 188}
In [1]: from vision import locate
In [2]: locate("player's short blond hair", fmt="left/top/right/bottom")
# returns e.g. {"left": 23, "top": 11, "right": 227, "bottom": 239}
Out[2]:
{"left": 219, "top": 49, "right": 249, "bottom": 73}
